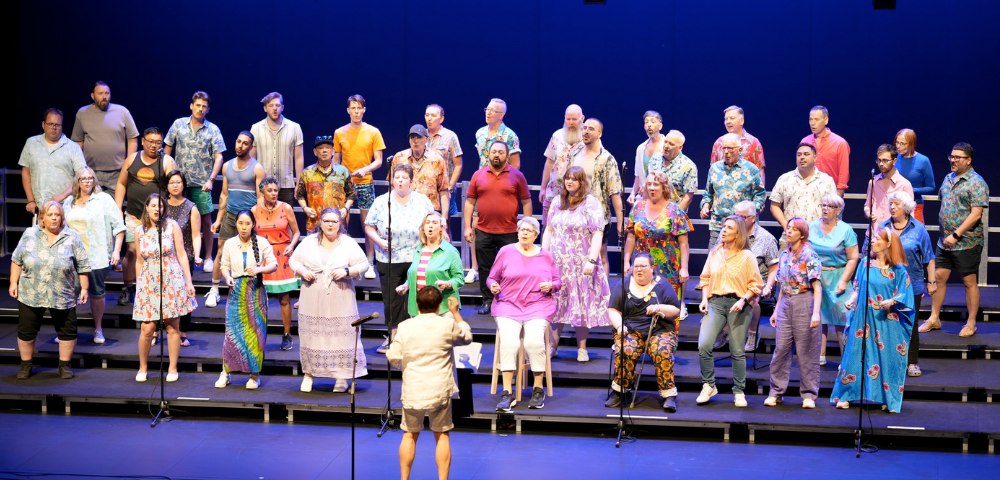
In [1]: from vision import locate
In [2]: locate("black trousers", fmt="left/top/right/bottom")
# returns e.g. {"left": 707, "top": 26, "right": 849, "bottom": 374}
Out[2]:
{"left": 475, "top": 230, "right": 518, "bottom": 304}
{"left": 18, "top": 302, "right": 77, "bottom": 341}
{"left": 377, "top": 260, "right": 409, "bottom": 329}
{"left": 278, "top": 188, "right": 296, "bottom": 205}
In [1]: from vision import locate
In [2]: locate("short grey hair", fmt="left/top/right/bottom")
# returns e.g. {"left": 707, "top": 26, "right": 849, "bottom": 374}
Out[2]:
{"left": 666, "top": 129, "right": 686, "bottom": 145}
{"left": 822, "top": 193, "right": 844, "bottom": 210}
{"left": 517, "top": 217, "right": 540, "bottom": 235}
{"left": 887, "top": 191, "right": 916, "bottom": 216}
{"left": 733, "top": 200, "right": 757, "bottom": 216}
{"left": 722, "top": 132, "right": 740, "bottom": 145}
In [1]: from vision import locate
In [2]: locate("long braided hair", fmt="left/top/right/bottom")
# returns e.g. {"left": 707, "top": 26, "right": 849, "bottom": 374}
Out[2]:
{"left": 236, "top": 210, "right": 263, "bottom": 284}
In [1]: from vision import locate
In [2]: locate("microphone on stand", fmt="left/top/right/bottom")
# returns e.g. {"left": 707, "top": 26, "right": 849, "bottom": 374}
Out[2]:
{"left": 351, "top": 312, "right": 380, "bottom": 327}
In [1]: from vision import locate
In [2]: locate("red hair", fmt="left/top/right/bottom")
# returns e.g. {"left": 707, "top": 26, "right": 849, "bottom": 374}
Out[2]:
{"left": 872, "top": 227, "right": 908, "bottom": 267}
{"left": 895, "top": 128, "right": 917, "bottom": 150}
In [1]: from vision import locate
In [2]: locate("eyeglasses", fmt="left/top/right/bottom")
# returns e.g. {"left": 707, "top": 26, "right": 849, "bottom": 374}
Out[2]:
{"left": 875, "top": 158, "right": 895, "bottom": 164}
{"left": 485, "top": 107, "right": 503, "bottom": 114}
{"left": 948, "top": 155, "right": 971, "bottom": 161}
{"left": 722, "top": 146, "right": 741, "bottom": 151}
{"left": 894, "top": 141, "right": 908, "bottom": 147}
{"left": 821, "top": 204, "right": 840, "bottom": 209}
{"left": 44, "top": 122, "right": 62, "bottom": 128}
{"left": 517, "top": 228, "right": 537, "bottom": 233}
{"left": 737, "top": 214, "right": 755, "bottom": 220}
{"left": 79, "top": 177, "right": 95, "bottom": 182}
{"left": 142, "top": 138, "right": 163, "bottom": 146}
{"left": 321, "top": 219, "right": 340, "bottom": 224}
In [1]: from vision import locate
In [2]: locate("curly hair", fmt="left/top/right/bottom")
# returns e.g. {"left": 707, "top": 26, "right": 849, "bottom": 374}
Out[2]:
{"left": 558, "top": 166, "right": 590, "bottom": 210}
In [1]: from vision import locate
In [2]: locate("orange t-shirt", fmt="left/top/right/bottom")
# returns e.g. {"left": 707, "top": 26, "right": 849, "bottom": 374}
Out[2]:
{"left": 334, "top": 123, "right": 386, "bottom": 185}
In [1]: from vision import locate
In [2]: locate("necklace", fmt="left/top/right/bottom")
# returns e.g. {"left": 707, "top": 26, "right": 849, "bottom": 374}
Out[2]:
{"left": 264, "top": 201, "right": 277, "bottom": 215}
{"left": 892, "top": 218, "right": 908, "bottom": 231}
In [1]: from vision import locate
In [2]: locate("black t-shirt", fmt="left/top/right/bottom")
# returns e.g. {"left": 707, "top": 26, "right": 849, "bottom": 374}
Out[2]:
{"left": 610, "top": 275, "right": 680, "bottom": 337}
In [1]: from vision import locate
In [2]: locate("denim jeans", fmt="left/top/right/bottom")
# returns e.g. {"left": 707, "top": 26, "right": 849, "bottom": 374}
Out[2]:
{"left": 698, "top": 295, "right": 752, "bottom": 393}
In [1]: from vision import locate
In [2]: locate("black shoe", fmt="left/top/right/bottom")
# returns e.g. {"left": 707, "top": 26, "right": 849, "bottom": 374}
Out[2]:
{"left": 280, "top": 333, "right": 293, "bottom": 351}
{"left": 58, "top": 362, "right": 74, "bottom": 379}
{"left": 663, "top": 396, "right": 677, "bottom": 413}
{"left": 477, "top": 304, "right": 492, "bottom": 316}
{"left": 17, "top": 361, "right": 32, "bottom": 380}
{"left": 605, "top": 390, "right": 630, "bottom": 408}
{"left": 528, "top": 387, "right": 545, "bottom": 409}
{"left": 496, "top": 390, "right": 516, "bottom": 412}
{"left": 117, "top": 286, "right": 132, "bottom": 306}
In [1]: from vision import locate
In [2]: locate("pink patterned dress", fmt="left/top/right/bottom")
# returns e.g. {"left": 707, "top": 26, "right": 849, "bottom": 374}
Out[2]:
{"left": 547, "top": 195, "right": 610, "bottom": 328}
{"left": 133, "top": 222, "right": 196, "bottom": 321}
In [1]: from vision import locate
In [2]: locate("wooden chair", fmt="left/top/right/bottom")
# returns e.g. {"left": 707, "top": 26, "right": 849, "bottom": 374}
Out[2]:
{"left": 491, "top": 322, "right": 554, "bottom": 402}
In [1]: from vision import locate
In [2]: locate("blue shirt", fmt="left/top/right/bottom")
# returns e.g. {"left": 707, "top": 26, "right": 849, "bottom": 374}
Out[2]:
{"left": 876, "top": 217, "right": 935, "bottom": 296}
{"left": 18, "top": 134, "right": 87, "bottom": 205}
{"left": 164, "top": 117, "right": 227, "bottom": 186}
{"left": 700, "top": 158, "right": 765, "bottom": 231}
{"left": 12, "top": 226, "right": 92, "bottom": 309}
{"left": 63, "top": 192, "right": 126, "bottom": 269}
{"left": 808, "top": 219, "right": 858, "bottom": 267}
{"left": 895, "top": 152, "right": 935, "bottom": 204}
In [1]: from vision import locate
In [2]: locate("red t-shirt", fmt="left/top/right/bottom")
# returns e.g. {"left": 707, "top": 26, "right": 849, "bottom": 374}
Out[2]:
{"left": 467, "top": 165, "right": 530, "bottom": 234}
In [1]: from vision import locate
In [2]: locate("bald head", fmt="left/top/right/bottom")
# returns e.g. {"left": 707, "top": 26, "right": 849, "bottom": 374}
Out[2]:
{"left": 564, "top": 104, "right": 584, "bottom": 143}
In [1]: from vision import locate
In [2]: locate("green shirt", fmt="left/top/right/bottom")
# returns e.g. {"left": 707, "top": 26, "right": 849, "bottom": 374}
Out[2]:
{"left": 406, "top": 241, "right": 465, "bottom": 316}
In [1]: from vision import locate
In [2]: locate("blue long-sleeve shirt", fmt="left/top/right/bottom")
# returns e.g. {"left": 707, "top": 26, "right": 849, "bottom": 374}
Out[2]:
{"left": 895, "top": 152, "right": 935, "bottom": 204}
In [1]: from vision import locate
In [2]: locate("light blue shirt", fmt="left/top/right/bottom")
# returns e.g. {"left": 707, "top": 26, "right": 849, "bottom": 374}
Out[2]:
{"left": 18, "top": 134, "right": 86, "bottom": 205}
{"left": 63, "top": 192, "right": 126, "bottom": 269}
{"left": 12, "top": 226, "right": 91, "bottom": 309}
{"left": 164, "top": 117, "right": 227, "bottom": 186}
{"left": 365, "top": 191, "right": 436, "bottom": 263}
{"left": 809, "top": 219, "right": 858, "bottom": 267}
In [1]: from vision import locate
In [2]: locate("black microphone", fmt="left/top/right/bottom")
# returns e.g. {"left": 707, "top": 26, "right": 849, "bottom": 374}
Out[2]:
{"left": 351, "top": 312, "right": 380, "bottom": 327}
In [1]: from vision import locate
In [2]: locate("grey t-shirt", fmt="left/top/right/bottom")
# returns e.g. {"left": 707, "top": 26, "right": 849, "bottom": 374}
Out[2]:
{"left": 70, "top": 103, "right": 139, "bottom": 171}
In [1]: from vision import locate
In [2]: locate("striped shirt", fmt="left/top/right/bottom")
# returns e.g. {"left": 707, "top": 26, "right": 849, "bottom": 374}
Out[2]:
{"left": 224, "top": 158, "right": 260, "bottom": 213}
{"left": 250, "top": 116, "right": 303, "bottom": 189}
{"left": 415, "top": 249, "right": 434, "bottom": 289}
{"left": 698, "top": 247, "right": 764, "bottom": 298}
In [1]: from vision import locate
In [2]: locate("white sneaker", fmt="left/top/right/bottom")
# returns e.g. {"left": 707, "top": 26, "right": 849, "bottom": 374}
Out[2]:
{"left": 93, "top": 330, "right": 105, "bottom": 344}
{"left": 333, "top": 379, "right": 349, "bottom": 393}
{"left": 802, "top": 398, "right": 816, "bottom": 409}
{"left": 745, "top": 331, "right": 758, "bottom": 352}
{"left": 819, "top": 355, "right": 827, "bottom": 366}
{"left": 202, "top": 259, "right": 214, "bottom": 273}
{"left": 246, "top": 374, "right": 259, "bottom": 390}
{"left": 300, "top": 375, "right": 313, "bottom": 393}
{"left": 376, "top": 335, "right": 390, "bottom": 354}
{"left": 679, "top": 308, "right": 689, "bottom": 321}
{"left": 205, "top": 287, "right": 220, "bottom": 308}
{"left": 364, "top": 265, "right": 376, "bottom": 279}
{"left": 464, "top": 269, "right": 478, "bottom": 283}
{"left": 135, "top": 371, "right": 147, "bottom": 382}
{"left": 215, "top": 372, "right": 230, "bottom": 388}
{"left": 764, "top": 396, "right": 779, "bottom": 407}
{"left": 734, "top": 393, "right": 747, "bottom": 407}
{"left": 696, "top": 383, "right": 718, "bottom": 404}
{"left": 577, "top": 348, "right": 589, "bottom": 362}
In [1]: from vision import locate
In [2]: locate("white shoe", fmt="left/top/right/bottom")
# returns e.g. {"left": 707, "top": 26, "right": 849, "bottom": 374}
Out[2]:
{"left": 205, "top": 287, "right": 220, "bottom": 308}
{"left": 246, "top": 374, "right": 259, "bottom": 390}
{"left": 376, "top": 335, "right": 390, "bottom": 354}
{"left": 202, "top": 259, "right": 214, "bottom": 273}
{"left": 135, "top": 371, "right": 147, "bottom": 382}
{"left": 334, "top": 379, "right": 349, "bottom": 393}
{"left": 802, "top": 398, "right": 816, "bottom": 409}
{"left": 364, "top": 265, "right": 376, "bottom": 279}
{"left": 745, "top": 331, "right": 758, "bottom": 352}
{"left": 696, "top": 383, "right": 718, "bottom": 404}
{"left": 300, "top": 375, "right": 313, "bottom": 393}
{"left": 819, "top": 355, "right": 827, "bottom": 366}
{"left": 577, "top": 348, "right": 589, "bottom": 362}
{"left": 464, "top": 269, "right": 478, "bottom": 283}
{"left": 93, "top": 330, "right": 105, "bottom": 344}
{"left": 166, "top": 372, "right": 179, "bottom": 383}
{"left": 734, "top": 393, "right": 747, "bottom": 407}
{"left": 764, "top": 396, "right": 779, "bottom": 407}
{"left": 679, "top": 308, "right": 689, "bottom": 321}
{"left": 215, "top": 372, "right": 230, "bottom": 388}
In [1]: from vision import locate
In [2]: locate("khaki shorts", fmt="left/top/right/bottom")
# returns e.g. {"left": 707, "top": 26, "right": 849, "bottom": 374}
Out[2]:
{"left": 400, "top": 402, "right": 453, "bottom": 433}
{"left": 218, "top": 210, "right": 240, "bottom": 241}
{"left": 125, "top": 214, "right": 142, "bottom": 243}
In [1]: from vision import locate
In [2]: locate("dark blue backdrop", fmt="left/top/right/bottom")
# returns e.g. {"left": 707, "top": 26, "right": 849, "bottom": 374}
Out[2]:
{"left": 13, "top": 0, "right": 1000, "bottom": 274}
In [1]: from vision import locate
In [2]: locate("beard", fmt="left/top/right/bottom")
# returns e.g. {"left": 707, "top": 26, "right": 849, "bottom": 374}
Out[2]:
{"left": 563, "top": 125, "right": 581, "bottom": 145}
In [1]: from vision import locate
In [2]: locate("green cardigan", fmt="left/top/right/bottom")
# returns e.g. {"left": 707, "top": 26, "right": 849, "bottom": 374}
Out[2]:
{"left": 406, "top": 241, "right": 465, "bottom": 315}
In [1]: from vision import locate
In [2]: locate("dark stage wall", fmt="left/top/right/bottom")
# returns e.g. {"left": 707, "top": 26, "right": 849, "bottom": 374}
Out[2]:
{"left": 12, "top": 0, "right": 1000, "bottom": 269}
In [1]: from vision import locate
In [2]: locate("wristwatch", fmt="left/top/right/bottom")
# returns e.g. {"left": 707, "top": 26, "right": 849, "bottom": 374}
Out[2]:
{"left": 951, "top": 232, "right": 964, "bottom": 240}
{"left": 344, "top": 267, "right": 350, "bottom": 276}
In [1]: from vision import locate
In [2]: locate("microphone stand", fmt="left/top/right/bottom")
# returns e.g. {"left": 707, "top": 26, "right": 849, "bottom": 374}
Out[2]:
{"left": 350, "top": 320, "right": 361, "bottom": 479}
{"left": 152, "top": 148, "right": 169, "bottom": 427}
{"left": 855, "top": 168, "right": 878, "bottom": 456}
{"left": 378, "top": 187, "right": 395, "bottom": 437}
{"left": 614, "top": 154, "right": 629, "bottom": 447}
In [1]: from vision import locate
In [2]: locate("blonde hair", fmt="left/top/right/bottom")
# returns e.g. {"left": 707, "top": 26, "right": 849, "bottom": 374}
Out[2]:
{"left": 418, "top": 211, "right": 448, "bottom": 245}
{"left": 72, "top": 166, "right": 102, "bottom": 202}
{"left": 714, "top": 215, "right": 750, "bottom": 252}
{"left": 38, "top": 200, "right": 66, "bottom": 230}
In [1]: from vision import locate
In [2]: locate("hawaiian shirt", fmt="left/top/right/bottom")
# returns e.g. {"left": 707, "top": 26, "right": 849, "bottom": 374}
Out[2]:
{"left": 296, "top": 163, "right": 357, "bottom": 232}
{"left": 365, "top": 191, "right": 436, "bottom": 264}
{"left": 710, "top": 130, "right": 765, "bottom": 184}
{"left": 63, "top": 192, "right": 126, "bottom": 270}
{"left": 647, "top": 151, "right": 698, "bottom": 205}
{"left": 776, "top": 242, "right": 822, "bottom": 295}
{"left": 769, "top": 168, "right": 838, "bottom": 226}
{"left": 633, "top": 136, "right": 667, "bottom": 179}
{"left": 626, "top": 199, "right": 693, "bottom": 287}
{"left": 164, "top": 116, "right": 227, "bottom": 186}
{"left": 700, "top": 158, "right": 765, "bottom": 231}
{"left": 938, "top": 167, "right": 990, "bottom": 251}
{"left": 389, "top": 148, "right": 450, "bottom": 210}
{"left": 18, "top": 134, "right": 87, "bottom": 206}
{"left": 475, "top": 123, "right": 521, "bottom": 168}
{"left": 748, "top": 223, "right": 781, "bottom": 281}
{"left": 542, "top": 128, "right": 584, "bottom": 205}
{"left": 427, "top": 126, "right": 463, "bottom": 185}
{"left": 876, "top": 217, "right": 935, "bottom": 296}
{"left": 572, "top": 147, "right": 624, "bottom": 227}
{"left": 12, "top": 226, "right": 91, "bottom": 310}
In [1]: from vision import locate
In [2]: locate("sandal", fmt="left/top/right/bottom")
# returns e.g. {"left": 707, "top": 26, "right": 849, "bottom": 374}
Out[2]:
{"left": 959, "top": 324, "right": 977, "bottom": 337}
{"left": 917, "top": 319, "right": 941, "bottom": 333}
{"left": 181, "top": 337, "right": 191, "bottom": 347}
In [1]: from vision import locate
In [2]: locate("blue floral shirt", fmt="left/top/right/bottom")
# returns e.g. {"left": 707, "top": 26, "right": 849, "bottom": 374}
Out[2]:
{"left": 938, "top": 168, "right": 989, "bottom": 251}
{"left": 700, "top": 158, "right": 765, "bottom": 231}
{"left": 63, "top": 192, "right": 126, "bottom": 270}
{"left": 12, "top": 226, "right": 92, "bottom": 309}
{"left": 648, "top": 151, "right": 698, "bottom": 205}
{"left": 17, "top": 134, "right": 86, "bottom": 205}
{"left": 164, "top": 117, "right": 227, "bottom": 186}
{"left": 776, "top": 243, "right": 822, "bottom": 295}
{"left": 475, "top": 123, "right": 521, "bottom": 168}
{"left": 365, "top": 191, "right": 436, "bottom": 263}
{"left": 877, "top": 217, "right": 935, "bottom": 296}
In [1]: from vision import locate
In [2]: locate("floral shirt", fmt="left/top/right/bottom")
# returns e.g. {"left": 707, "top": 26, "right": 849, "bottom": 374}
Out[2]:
{"left": 700, "top": 158, "right": 765, "bottom": 231}
{"left": 748, "top": 223, "right": 781, "bottom": 281}
{"left": 776, "top": 243, "right": 822, "bottom": 295}
{"left": 365, "top": 191, "right": 436, "bottom": 263}
{"left": 296, "top": 163, "right": 356, "bottom": 232}
{"left": 63, "top": 192, "right": 126, "bottom": 270}
{"left": 769, "top": 168, "right": 838, "bottom": 226}
{"left": 475, "top": 123, "right": 521, "bottom": 168}
{"left": 542, "top": 128, "right": 584, "bottom": 205}
{"left": 12, "top": 226, "right": 91, "bottom": 309}
{"left": 626, "top": 199, "right": 693, "bottom": 286}
{"left": 710, "top": 130, "right": 765, "bottom": 184}
{"left": 427, "top": 126, "right": 463, "bottom": 183}
{"left": 163, "top": 116, "right": 227, "bottom": 186}
{"left": 647, "top": 152, "right": 699, "bottom": 205}
{"left": 572, "top": 147, "right": 624, "bottom": 226}
{"left": 18, "top": 134, "right": 86, "bottom": 206}
{"left": 938, "top": 167, "right": 989, "bottom": 251}
{"left": 389, "top": 148, "right": 450, "bottom": 210}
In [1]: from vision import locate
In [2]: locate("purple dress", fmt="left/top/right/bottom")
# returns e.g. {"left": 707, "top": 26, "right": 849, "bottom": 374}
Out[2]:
{"left": 547, "top": 195, "right": 610, "bottom": 328}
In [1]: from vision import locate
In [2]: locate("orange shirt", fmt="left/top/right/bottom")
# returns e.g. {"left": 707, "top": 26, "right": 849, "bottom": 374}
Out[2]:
{"left": 698, "top": 247, "right": 764, "bottom": 298}
{"left": 334, "top": 123, "right": 386, "bottom": 185}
